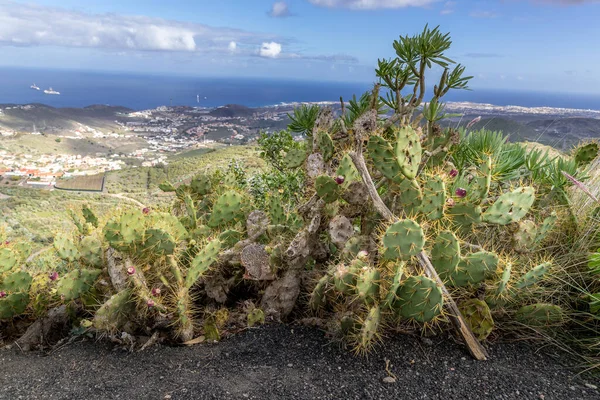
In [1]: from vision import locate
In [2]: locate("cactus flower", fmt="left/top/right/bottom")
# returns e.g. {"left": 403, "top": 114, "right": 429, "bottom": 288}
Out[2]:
{"left": 142, "top": 207, "right": 150, "bottom": 215}
{"left": 357, "top": 250, "right": 368, "bottom": 261}
{"left": 455, "top": 188, "right": 467, "bottom": 198}
{"left": 49, "top": 271, "right": 59, "bottom": 281}
{"left": 335, "top": 176, "right": 345, "bottom": 185}
{"left": 147, "top": 299, "right": 155, "bottom": 308}
{"left": 4, "top": 241, "right": 9, "bottom": 246}
{"left": 446, "top": 197, "right": 455, "bottom": 207}
{"left": 127, "top": 266, "right": 136, "bottom": 275}
{"left": 0, "top": 291, "right": 6, "bottom": 298}
{"left": 449, "top": 169, "right": 458, "bottom": 178}
{"left": 151, "top": 287, "right": 161, "bottom": 296}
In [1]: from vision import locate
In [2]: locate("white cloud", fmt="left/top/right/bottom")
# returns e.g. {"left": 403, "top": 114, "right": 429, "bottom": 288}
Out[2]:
{"left": 308, "top": 0, "right": 438, "bottom": 9}
{"left": 469, "top": 11, "right": 500, "bottom": 18}
{"left": 0, "top": 2, "right": 277, "bottom": 53}
{"left": 259, "top": 42, "right": 282, "bottom": 58}
{"left": 228, "top": 41, "right": 237, "bottom": 52}
{"left": 269, "top": 2, "right": 291, "bottom": 17}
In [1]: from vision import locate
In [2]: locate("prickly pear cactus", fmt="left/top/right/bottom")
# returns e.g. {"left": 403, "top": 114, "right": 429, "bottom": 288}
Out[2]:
{"left": 395, "top": 126, "right": 422, "bottom": 179}
{"left": 208, "top": 191, "right": 245, "bottom": 228}
{"left": 316, "top": 131, "right": 334, "bottom": 161}
{"left": 574, "top": 142, "right": 598, "bottom": 166}
{"left": 284, "top": 148, "right": 307, "bottom": 169}
{"left": 80, "top": 236, "right": 103, "bottom": 267}
{"left": 367, "top": 136, "right": 403, "bottom": 182}
{"left": 381, "top": 219, "right": 425, "bottom": 261}
{"left": 54, "top": 233, "right": 79, "bottom": 262}
{"left": 516, "top": 303, "right": 564, "bottom": 326}
{"left": 482, "top": 187, "right": 536, "bottom": 225}
{"left": 515, "top": 262, "right": 551, "bottom": 289}
{"left": 315, "top": 175, "right": 341, "bottom": 203}
{"left": 0, "top": 248, "right": 18, "bottom": 273}
{"left": 56, "top": 269, "right": 101, "bottom": 301}
{"left": 395, "top": 275, "right": 443, "bottom": 323}
{"left": 459, "top": 299, "right": 494, "bottom": 341}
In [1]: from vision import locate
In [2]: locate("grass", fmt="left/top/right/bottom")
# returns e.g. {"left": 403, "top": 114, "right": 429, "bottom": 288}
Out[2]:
{"left": 55, "top": 174, "right": 105, "bottom": 191}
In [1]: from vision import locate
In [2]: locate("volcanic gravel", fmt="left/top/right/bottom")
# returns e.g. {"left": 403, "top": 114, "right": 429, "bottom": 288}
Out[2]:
{"left": 0, "top": 324, "right": 598, "bottom": 400}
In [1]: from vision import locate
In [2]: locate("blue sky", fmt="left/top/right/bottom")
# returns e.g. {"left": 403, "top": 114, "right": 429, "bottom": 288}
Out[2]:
{"left": 0, "top": 0, "right": 598, "bottom": 93}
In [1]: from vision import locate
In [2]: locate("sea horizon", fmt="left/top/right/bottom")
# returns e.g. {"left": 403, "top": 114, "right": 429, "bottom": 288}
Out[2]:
{"left": 1, "top": 67, "right": 600, "bottom": 112}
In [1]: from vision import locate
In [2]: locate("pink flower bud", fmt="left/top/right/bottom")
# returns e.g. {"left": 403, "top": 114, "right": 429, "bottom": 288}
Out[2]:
{"left": 0, "top": 291, "right": 6, "bottom": 298}
{"left": 127, "top": 266, "right": 136, "bottom": 275}
{"left": 449, "top": 169, "right": 458, "bottom": 178}
{"left": 49, "top": 271, "right": 59, "bottom": 281}
{"left": 147, "top": 299, "right": 155, "bottom": 308}
{"left": 357, "top": 251, "right": 368, "bottom": 261}
{"left": 142, "top": 207, "right": 150, "bottom": 215}
{"left": 151, "top": 287, "right": 161, "bottom": 296}
{"left": 335, "top": 176, "right": 345, "bottom": 185}
{"left": 455, "top": 188, "right": 467, "bottom": 198}
{"left": 4, "top": 241, "right": 9, "bottom": 246}
{"left": 446, "top": 198, "right": 455, "bottom": 207}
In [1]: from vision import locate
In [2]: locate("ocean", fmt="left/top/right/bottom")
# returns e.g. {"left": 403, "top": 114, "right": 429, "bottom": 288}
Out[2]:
{"left": 1, "top": 67, "right": 600, "bottom": 111}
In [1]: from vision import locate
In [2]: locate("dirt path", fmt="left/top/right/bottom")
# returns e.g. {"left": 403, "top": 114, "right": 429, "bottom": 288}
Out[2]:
{"left": 0, "top": 325, "right": 598, "bottom": 400}
{"left": 103, "top": 192, "right": 146, "bottom": 208}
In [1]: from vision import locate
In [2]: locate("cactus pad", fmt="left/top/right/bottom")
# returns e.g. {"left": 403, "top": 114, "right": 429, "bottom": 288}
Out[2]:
{"left": 382, "top": 262, "right": 405, "bottom": 309}
{"left": 316, "top": 131, "right": 334, "bottom": 161}
{"left": 93, "top": 289, "right": 134, "bottom": 332}
{"left": 513, "top": 220, "right": 538, "bottom": 252}
{"left": 359, "top": 306, "right": 381, "bottom": 350}
{"left": 315, "top": 175, "right": 341, "bottom": 203}
{"left": 80, "top": 236, "right": 103, "bottom": 267}
{"left": 381, "top": 219, "right": 425, "bottom": 261}
{"left": 516, "top": 303, "right": 564, "bottom": 326}
{"left": 515, "top": 261, "right": 551, "bottom": 289}
{"left": 574, "top": 142, "right": 599, "bottom": 166}
{"left": 185, "top": 239, "right": 221, "bottom": 289}
{"left": 218, "top": 230, "right": 242, "bottom": 249}
{"left": 143, "top": 228, "right": 176, "bottom": 256}
{"left": 451, "top": 251, "right": 499, "bottom": 287}
{"left": 482, "top": 187, "right": 536, "bottom": 225}
{"left": 394, "top": 126, "right": 422, "bottom": 179}
{"left": 431, "top": 231, "right": 461, "bottom": 280}
{"left": 396, "top": 179, "right": 423, "bottom": 216}
{"left": 1, "top": 271, "right": 32, "bottom": 293}
{"left": 120, "top": 210, "right": 145, "bottom": 244}
{"left": 190, "top": 174, "right": 212, "bottom": 196}
{"left": 310, "top": 275, "right": 329, "bottom": 311}
{"left": 535, "top": 213, "right": 557, "bottom": 245}
{"left": 395, "top": 276, "right": 443, "bottom": 323}
{"left": 449, "top": 204, "right": 483, "bottom": 227}
{"left": 0, "top": 292, "right": 29, "bottom": 319}
{"left": 421, "top": 176, "right": 446, "bottom": 220}
{"left": 356, "top": 266, "right": 380, "bottom": 304}
{"left": 208, "top": 191, "right": 245, "bottom": 228}
{"left": 459, "top": 299, "right": 494, "bottom": 341}
{"left": 82, "top": 206, "right": 99, "bottom": 228}
{"left": 159, "top": 181, "right": 176, "bottom": 192}
{"left": 56, "top": 269, "right": 101, "bottom": 301}
{"left": 53, "top": 233, "right": 79, "bottom": 262}
{"left": 0, "top": 248, "right": 18, "bottom": 273}
{"left": 283, "top": 148, "right": 307, "bottom": 169}
{"left": 367, "top": 136, "right": 403, "bottom": 182}
{"left": 336, "top": 154, "right": 361, "bottom": 186}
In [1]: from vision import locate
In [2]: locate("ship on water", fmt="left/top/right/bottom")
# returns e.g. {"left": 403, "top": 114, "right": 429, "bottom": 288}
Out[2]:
{"left": 30, "top": 83, "right": 40, "bottom": 90}
{"left": 43, "top": 87, "right": 60, "bottom": 95}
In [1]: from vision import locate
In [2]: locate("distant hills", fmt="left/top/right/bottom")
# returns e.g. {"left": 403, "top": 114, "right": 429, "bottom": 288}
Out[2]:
{"left": 209, "top": 104, "right": 254, "bottom": 118}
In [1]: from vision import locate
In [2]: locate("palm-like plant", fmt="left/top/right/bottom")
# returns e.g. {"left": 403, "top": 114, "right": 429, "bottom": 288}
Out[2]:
{"left": 288, "top": 104, "right": 320, "bottom": 137}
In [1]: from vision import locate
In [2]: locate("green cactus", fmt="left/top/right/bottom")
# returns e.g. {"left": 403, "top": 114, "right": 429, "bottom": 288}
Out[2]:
{"left": 183, "top": 194, "right": 197, "bottom": 229}
{"left": 336, "top": 154, "right": 361, "bottom": 186}
{"left": 247, "top": 308, "right": 265, "bottom": 327}
{"left": 450, "top": 251, "right": 499, "bottom": 287}
{"left": 67, "top": 209, "right": 85, "bottom": 234}
{"left": 431, "top": 230, "right": 461, "bottom": 281}
{"left": 93, "top": 289, "right": 134, "bottom": 332}
{"left": 120, "top": 210, "right": 145, "bottom": 244}
{"left": 381, "top": 219, "right": 425, "bottom": 261}
{"left": 459, "top": 299, "right": 494, "bottom": 341}
{"left": 333, "top": 262, "right": 358, "bottom": 295}
{"left": 267, "top": 193, "right": 287, "bottom": 225}
{"left": 513, "top": 220, "right": 537, "bottom": 252}
{"left": 82, "top": 206, "right": 98, "bottom": 228}
{"left": 316, "top": 131, "right": 334, "bottom": 161}
{"left": 515, "top": 261, "right": 551, "bottom": 289}
{"left": 482, "top": 187, "right": 536, "bottom": 225}
{"left": 54, "top": 233, "right": 79, "bottom": 262}
{"left": 80, "top": 236, "right": 103, "bottom": 267}
{"left": 395, "top": 275, "right": 443, "bottom": 323}
{"left": 395, "top": 126, "right": 422, "bottom": 180}
{"left": 367, "top": 135, "right": 403, "bottom": 182}
{"left": 0, "top": 248, "right": 18, "bottom": 273}
{"left": 0, "top": 292, "right": 29, "bottom": 319}
{"left": 315, "top": 175, "right": 341, "bottom": 203}
{"left": 516, "top": 303, "right": 564, "bottom": 326}
{"left": 103, "top": 220, "right": 127, "bottom": 250}
{"left": 448, "top": 203, "right": 483, "bottom": 227}
{"left": 469, "top": 156, "right": 492, "bottom": 202}
{"left": 56, "top": 269, "right": 102, "bottom": 301}
{"left": 535, "top": 213, "right": 557, "bottom": 245}
{"left": 356, "top": 265, "right": 380, "bottom": 304}
{"left": 185, "top": 239, "right": 221, "bottom": 289}
{"left": 190, "top": 174, "right": 212, "bottom": 196}
{"left": 1, "top": 271, "right": 32, "bottom": 293}
{"left": 208, "top": 191, "right": 245, "bottom": 228}
{"left": 382, "top": 262, "right": 405, "bottom": 309}
{"left": 396, "top": 179, "right": 423, "bottom": 216}
{"left": 310, "top": 275, "right": 329, "bottom": 311}
{"left": 421, "top": 175, "right": 446, "bottom": 220}
{"left": 284, "top": 148, "right": 307, "bottom": 169}
{"left": 159, "top": 181, "right": 177, "bottom": 192}
{"left": 143, "top": 228, "right": 176, "bottom": 256}
{"left": 574, "top": 142, "right": 598, "bottom": 166}
{"left": 359, "top": 306, "right": 381, "bottom": 350}
{"left": 218, "top": 230, "right": 242, "bottom": 249}
{"left": 495, "top": 262, "right": 512, "bottom": 297}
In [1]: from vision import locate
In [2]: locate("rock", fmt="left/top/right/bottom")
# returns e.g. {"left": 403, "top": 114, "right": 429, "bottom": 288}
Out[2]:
{"left": 16, "top": 305, "right": 69, "bottom": 351}
{"left": 585, "top": 383, "right": 598, "bottom": 390}
{"left": 261, "top": 270, "right": 301, "bottom": 319}
{"left": 328, "top": 215, "right": 354, "bottom": 248}
{"left": 241, "top": 244, "right": 275, "bottom": 281}
{"left": 382, "top": 377, "right": 397, "bottom": 384}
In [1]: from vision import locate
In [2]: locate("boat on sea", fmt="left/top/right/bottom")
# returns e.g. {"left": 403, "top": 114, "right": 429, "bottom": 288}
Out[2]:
{"left": 43, "top": 87, "right": 60, "bottom": 95}
{"left": 30, "top": 83, "right": 40, "bottom": 90}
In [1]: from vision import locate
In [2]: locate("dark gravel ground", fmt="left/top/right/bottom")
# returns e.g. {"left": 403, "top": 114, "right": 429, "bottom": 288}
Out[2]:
{"left": 1, "top": 324, "right": 599, "bottom": 400}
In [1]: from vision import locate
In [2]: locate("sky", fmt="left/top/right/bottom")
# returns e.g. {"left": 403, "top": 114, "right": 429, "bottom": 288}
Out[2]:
{"left": 0, "top": 0, "right": 599, "bottom": 94}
